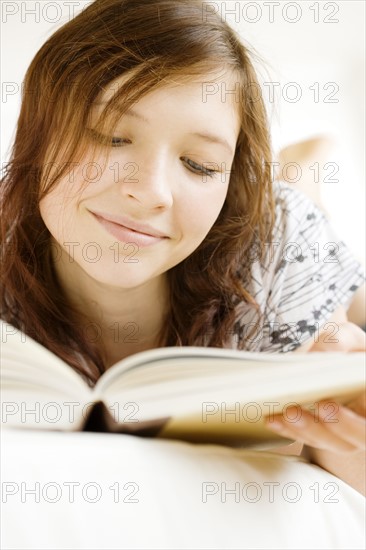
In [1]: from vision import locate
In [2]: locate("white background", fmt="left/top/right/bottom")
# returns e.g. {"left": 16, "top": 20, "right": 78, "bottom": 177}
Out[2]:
{"left": 1, "top": 1, "right": 365, "bottom": 260}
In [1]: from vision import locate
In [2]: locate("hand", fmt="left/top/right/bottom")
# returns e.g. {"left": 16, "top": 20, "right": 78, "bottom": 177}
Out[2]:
{"left": 265, "top": 319, "right": 366, "bottom": 453}
{"left": 265, "top": 393, "right": 366, "bottom": 454}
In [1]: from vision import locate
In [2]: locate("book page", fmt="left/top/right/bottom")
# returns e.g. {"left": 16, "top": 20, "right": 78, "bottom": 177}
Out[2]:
{"left": 98, "top": 351, "right": 365, "bottom": 446}
{"left": 1, "top": 320, "right": 93, "bottom": 431}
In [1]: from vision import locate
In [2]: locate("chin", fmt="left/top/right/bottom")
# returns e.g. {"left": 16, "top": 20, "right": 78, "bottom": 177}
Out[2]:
{"left": 81, "top": 261, "right": 162, "bottom": 289}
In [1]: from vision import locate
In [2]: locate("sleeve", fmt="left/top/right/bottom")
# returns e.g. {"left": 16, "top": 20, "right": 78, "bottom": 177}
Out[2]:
{"left": 258, "top": 181, "right": 365, "bottom": 353}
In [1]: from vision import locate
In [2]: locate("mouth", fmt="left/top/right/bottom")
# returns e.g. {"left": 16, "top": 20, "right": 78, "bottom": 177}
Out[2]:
{"left": 89, "top": 210, "right": 168, "bottom": 247}
{"left": 89, "top": 209, "right": 168, "bottom": 238}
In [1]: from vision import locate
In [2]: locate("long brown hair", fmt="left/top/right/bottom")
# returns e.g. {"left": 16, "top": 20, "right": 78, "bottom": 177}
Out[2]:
{"left": 1, "top": 0, "right": 275, "bottom": 385}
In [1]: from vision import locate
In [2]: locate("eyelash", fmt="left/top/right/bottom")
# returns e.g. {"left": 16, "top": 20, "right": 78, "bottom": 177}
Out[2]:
{"left": 182, "top": 158, "right": 217, "bottom": 178}
{"left": 104, "top": 135, "right": 218, "bottom": 178}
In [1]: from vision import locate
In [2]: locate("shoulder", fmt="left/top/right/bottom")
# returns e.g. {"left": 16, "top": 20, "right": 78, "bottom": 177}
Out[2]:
{"left": 270, "top": 180, "right": 327, "bottom": 248}
{"left": 232, "top": 182, "right": 365, "bottom": 353}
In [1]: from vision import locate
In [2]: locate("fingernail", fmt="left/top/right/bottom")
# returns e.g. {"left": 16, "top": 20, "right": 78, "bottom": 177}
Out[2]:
{"left": 266, "top": 419, "right": 284, "bottom": 431}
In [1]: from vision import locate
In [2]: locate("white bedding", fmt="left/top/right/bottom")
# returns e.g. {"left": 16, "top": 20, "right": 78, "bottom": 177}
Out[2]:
{"left": 1, "top": 427, "right": 365, "bottom": 550}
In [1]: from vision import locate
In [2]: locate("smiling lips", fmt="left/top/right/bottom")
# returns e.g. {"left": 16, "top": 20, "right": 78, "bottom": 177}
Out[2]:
{"left": 90, "top": 210, "right": 168, "bottom": 247}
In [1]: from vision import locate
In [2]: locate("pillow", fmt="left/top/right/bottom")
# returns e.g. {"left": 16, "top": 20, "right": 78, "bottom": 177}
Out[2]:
{"left": 1, "top": 427, "right": 365, "bottom": 550}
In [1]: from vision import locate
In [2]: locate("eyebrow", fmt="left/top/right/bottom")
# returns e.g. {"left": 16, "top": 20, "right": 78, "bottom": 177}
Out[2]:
{"left": 189, "top": 131, "right": 234, "bottom": 156}
{"left": 94, "top": 103, "right": 235, "bottom": 155}
{"left": 94, "top": 102, "right": 149, "bottom": 123}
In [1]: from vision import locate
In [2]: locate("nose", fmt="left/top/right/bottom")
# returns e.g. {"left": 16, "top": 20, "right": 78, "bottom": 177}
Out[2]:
{"left": 118, "top": 150, "right": 174, "bottom": 210}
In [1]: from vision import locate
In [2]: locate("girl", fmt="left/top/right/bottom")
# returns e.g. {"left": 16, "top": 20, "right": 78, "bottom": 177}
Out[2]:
{"left": 1, "top": 0, "right": 365, "bottom": 494}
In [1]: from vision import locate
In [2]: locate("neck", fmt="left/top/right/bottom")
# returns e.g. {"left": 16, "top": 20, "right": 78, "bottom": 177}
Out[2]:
{"left": 51, "top": 243, "right": 170, "bottom": 367}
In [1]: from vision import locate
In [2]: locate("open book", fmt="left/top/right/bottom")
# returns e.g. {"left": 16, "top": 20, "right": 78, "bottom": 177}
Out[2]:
{"left": 1, "top": 320, "right": 365, "bottom": 448}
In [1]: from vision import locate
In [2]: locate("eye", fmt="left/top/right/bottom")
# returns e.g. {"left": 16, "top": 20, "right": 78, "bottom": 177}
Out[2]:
{"left": 110, "top": 136, "right": 131, "bottom": 147}
{"left": 182, "top": 157, "right": 218, "bottom": 178}
{"left": 87, "top": 128, "right": 131, "bottom": 147}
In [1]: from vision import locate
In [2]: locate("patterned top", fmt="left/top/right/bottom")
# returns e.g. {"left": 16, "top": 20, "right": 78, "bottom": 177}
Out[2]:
{"left": 229, "top": 181, "right": 365, "bottom": 353}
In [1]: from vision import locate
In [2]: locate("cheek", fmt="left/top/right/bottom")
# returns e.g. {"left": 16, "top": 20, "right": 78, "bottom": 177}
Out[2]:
{"left": 39, "top": 193, "right": 58, "bottom": 231}
{"left": 38, "top": 157, "right": 99, "bottom": 237}
{"left": 39, "top": 186, "right": 78, "bottom": 243}
{"left": 178, "top": 183, "right": 228, "bottom": 238}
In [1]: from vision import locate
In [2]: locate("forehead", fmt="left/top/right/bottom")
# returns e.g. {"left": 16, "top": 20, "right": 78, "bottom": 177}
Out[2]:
{"left": 95, "top": 68, "right": 242, "bottom": 135}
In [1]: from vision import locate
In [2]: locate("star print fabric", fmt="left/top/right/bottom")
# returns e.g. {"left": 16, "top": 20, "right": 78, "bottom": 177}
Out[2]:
{"left": 231, "top": 181, "right": 365, "bottom": 353}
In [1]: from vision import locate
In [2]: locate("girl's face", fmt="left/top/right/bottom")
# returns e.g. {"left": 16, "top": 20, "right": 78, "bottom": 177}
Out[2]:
{"left": 39, "top": 71, "right": 241, "bottom": 289}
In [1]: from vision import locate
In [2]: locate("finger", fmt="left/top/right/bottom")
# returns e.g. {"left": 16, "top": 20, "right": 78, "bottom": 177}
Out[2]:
{"left": 315, "top": 401, "right": 366, "bottom": 450}
{"left": 265, "top": 407, "right": 357, "bottom": 453}
{"left": 344, "top": 391, "right": 366, "bottom": 417}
